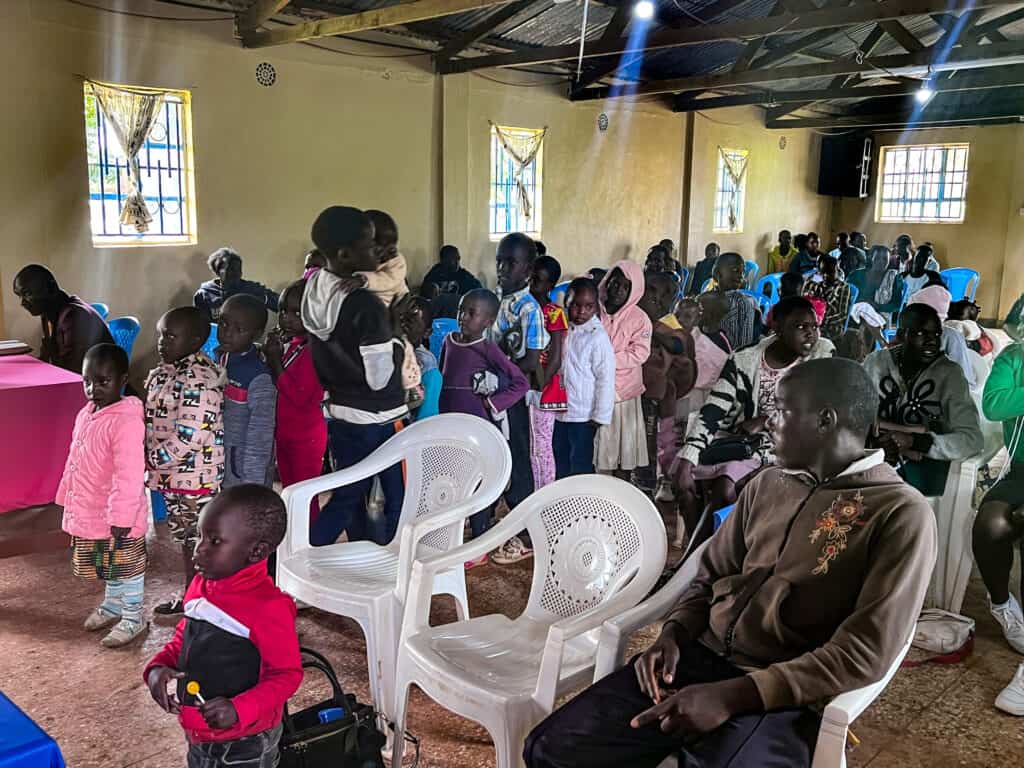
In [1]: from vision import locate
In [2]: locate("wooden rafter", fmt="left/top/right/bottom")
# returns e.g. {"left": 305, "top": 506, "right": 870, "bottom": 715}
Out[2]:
{"left": 439, "top": 0, "right": 1015, "bottom": 73}
{"left": 879, "top": 18, "right": 926, "bottom": 51}
{"left": 572, "top": 39, "right": 1024, "bottom": 100}
{"left": 241, "top": 0, "right": 519, "bottom": 47}
{"left": 673, "top": 64, "right": 1024, "bottom": 111}
{"left": 568, "top": 0, "right": 762, "bottom": 97}
{"left": 433, "top": 0, "right": 536, "bottom": 66}
{"left": 766, "top": 99, "right": 1024, "bottom": 128}
{"left": 764, "top": 22, "right": 886, "bottom": 119}
{"left": 238, "top": 0, "right": 291, "bottom": 31}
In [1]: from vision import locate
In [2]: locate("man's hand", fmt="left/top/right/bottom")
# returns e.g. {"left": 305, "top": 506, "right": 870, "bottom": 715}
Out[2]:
{"left": 110, "top": 525, "right": 131, "bottom": 539}
{"left": 631, "top": 677, "right": 762, "bottom": 736}
{"left": 264, "top": 331, "right": 284, "bottom": 370}
{"left": 199, "top": 697, "right": 239, "bottom": 730}
{"left": 634, "top": 623, "right": 685, "bottom": 703}
{"left": 146, "top": 666, "right": 185, "bottom": 714}
{"left": 671, "top": 458, "right": 696, "bottom": 498}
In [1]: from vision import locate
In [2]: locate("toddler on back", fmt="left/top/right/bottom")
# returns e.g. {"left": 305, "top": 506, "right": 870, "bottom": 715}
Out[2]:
{"left": 59, "top": 344, "right": 149, "bottom": 647}
{"left": 595, "top": 260, "right": 652, "bottom": 476}
{"left": 145, "top": 307, "right": 225, "bottom": 617}
{"left": 554, "top": 278, "right": 616, "bottom": 478}
{"left": 439, "top": 288, "right": 529, "bottom": 542}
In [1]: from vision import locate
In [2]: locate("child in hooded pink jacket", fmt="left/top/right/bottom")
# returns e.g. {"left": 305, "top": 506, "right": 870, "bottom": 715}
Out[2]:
{"left": 57, "top": 344, "right": 150, "bottom": 648}
{"left": 595, "top": 260, "right": 652, "bottom": 474}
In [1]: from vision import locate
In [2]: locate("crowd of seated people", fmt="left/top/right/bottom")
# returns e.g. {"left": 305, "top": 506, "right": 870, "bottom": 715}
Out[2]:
{"left": 12, "top": 216, "right": 1024, "bottom": 767}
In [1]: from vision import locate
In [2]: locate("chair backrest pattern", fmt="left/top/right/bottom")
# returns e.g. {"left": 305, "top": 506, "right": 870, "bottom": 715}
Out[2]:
{"left": 530, "top": 493, "right": 644, "bottom": 620}
{"left": 108, "top": 316, "right": 141, "bottom": 360}
{"left": 408, "top": 442, "right": 482, "bottom": 555}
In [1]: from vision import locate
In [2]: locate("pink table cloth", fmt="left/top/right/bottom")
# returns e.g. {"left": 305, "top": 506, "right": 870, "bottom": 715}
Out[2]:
{"left": 0, "top": 355, "right": 86, "bottom": 513}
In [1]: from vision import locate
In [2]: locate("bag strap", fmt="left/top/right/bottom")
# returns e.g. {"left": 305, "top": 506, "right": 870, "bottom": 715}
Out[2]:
{"left": 282, "top": 647, "right": 351, "bottom": 736}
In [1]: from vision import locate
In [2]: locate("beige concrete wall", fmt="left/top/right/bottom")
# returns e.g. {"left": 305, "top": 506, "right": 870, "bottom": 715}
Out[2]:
{"left": 685, "top": 108, "right": 832, "bottom": 274}
{"left": 836, "top": 124, "right": 1024, "bottom": 317}
{"left": 0, "top": 0, "right": 839, "bottom": 382}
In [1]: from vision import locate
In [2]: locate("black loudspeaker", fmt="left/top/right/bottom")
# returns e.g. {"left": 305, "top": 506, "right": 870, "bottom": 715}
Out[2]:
{"left": 818, "top": 134, "right": 872, "bottom": 198}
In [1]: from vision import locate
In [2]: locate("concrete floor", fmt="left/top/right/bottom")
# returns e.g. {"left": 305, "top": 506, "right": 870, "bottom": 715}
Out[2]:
{"left": 1, "top": 507, "right": 1022, "bottom": 768}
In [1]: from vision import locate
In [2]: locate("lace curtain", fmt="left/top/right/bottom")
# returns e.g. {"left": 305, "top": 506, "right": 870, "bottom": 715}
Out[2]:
{"left": 491, "top": 123, "right": 547, "bottom": 221}
{"left": 719, "top": 147, "right": 749, "bottom": 232}
{"left": 89, "top": 81, "right": 167, "bottom": 233}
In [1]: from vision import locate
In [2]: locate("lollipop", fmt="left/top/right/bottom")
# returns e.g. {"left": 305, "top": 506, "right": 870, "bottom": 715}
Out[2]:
{"left": 186, "top": 681, "right": 206, "bottom": 704}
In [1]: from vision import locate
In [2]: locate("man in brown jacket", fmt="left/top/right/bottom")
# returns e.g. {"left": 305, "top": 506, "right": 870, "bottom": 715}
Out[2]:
{"left": 524, "top": 357, "right": 937, "bottom": 768}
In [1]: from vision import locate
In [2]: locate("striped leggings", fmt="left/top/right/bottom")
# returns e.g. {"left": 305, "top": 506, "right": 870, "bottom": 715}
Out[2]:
{"left": 99, "top": 574, "right": 145, "bottom": 628}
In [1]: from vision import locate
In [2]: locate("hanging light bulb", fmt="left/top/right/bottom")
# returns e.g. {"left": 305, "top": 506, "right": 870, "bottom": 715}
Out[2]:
{"left": 633, "top": 0, "right": 655, "bottom": 20}
{"left": 915, "top": 84, "right": 935, "bottom": 104}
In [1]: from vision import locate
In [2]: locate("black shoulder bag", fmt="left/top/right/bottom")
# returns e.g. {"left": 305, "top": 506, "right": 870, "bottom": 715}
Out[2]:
{"left": 280, "top": 648, "right": 387, "bottom": 768}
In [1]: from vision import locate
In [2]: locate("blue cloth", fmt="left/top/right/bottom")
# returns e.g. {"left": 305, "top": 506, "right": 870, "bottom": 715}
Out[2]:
{"left": 0, "top": 691, "right": 66, "bottom": 768}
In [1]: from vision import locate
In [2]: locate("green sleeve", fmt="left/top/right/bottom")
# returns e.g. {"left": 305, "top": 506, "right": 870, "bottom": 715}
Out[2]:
{"left": 983, "top": 346, "right": 1024, "bottom": 422}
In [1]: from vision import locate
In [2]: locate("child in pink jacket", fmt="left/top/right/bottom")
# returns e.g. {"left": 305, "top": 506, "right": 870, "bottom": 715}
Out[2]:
{"left": 596, "top": 260, "right": 652, "bottom": 474}
{"left": 57, "top": 344, "right": 150, "bottom": 648}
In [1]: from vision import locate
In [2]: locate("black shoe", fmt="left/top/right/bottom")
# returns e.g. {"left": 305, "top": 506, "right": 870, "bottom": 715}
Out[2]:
{"left": 154, "top": 598, "right": 184, "bottom": 617}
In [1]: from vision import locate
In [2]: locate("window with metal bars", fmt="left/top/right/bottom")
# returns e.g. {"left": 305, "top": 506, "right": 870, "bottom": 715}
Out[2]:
{"left": 489, "top": 125, "right": 542, "bottom": 239}
{"left": 876, "top": 143, "right": 969, "bottom": 223}
{"left": 713, "top": 148, "right": 747, "bottom": 234}
{"left": 84, "top": 83, "right": 197, "bottom": 246}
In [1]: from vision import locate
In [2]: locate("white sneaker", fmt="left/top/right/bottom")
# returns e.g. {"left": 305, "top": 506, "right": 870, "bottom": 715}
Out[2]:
{"left": 490, "top": 536, "right": 533, "bottom": 565}
{"left": 84, "top": 606, "right": 121, "bottom": 632}
{"left": 101, "top": 619, "right": 149, "bottom": 648}
{"left": 995, "top": 663, "right": 1024, "bottom": 716}
{"left": 990, "top": 595, "right": 1024, "bottom": 654}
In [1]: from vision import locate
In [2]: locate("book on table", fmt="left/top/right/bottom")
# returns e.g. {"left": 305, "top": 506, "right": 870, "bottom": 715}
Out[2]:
{"left": 0, "top": 340, "right": 31, "bottom": 356}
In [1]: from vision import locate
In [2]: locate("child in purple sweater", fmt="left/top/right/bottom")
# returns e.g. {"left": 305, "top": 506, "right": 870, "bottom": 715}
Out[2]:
{"left": 439, "top": 289, "right": 529, "bottom": 550}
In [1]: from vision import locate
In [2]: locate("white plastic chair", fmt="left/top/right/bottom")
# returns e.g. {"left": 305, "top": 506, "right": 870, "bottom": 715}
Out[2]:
{"left": 924, "top": 387, "right": 1004, "bottom": 613}
{"left": 277, "top": 414, "right": 512, "bottom": 726}
{"left": 391, "top": 475, "right": 667, "bottom": 768}
{"left": 595, "top": 541, "right": 912, "bottom": 768}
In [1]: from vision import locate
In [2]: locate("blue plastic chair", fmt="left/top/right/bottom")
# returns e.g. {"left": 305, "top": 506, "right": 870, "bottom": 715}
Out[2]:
{"left": 713, "top": 504, "right": 735, "bottom": 532}
{"left": 549, "top": 281, "right": 570, "bottom": 307}
{"left": 676, "top": 267, "right": 690, "bottom": 301}
{"left": 940, "top": 268, "right": 980, "bottom": 301}
{"left": 429, "top": 317, "right": 459, "bottom": 359}
{"left": 107, "top": 316, "right": 141, "bottom": 361}
{"left": 755, "top": 273, "right": 784, "bottom": 305}
{"left": 843, "top": 284, "right": 859, "bottom": 333}
{"left": 90, "top": 302, "right": 110, "bottom": 320}
{"left": 700, "top": 278, "right": 712, "bottom": 293}
{"left": 744, "top": 261, "right": 759, "bottom": 289}
{"left": 200, "top": 323, "right": 219, "bottom": 361}
{"left": 738, "top": 289, "right": 771, "bottom": 318}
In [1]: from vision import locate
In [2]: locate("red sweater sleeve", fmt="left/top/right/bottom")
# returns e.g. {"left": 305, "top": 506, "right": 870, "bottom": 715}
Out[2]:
{"left": 230, "top": 597, "right": 302, "bottom": 729}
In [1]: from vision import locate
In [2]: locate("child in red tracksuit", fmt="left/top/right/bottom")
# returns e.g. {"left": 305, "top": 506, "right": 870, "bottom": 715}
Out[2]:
{"left": 145, "top": 485, "right": 301, "bottom": 768}
{"left": 266, "top": 280, "right": 327, "bottom": 524}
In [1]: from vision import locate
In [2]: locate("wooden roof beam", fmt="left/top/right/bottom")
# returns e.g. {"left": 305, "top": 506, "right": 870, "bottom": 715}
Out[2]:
{"left": 573, "top": 38, "right": 1024, "bottom": 100}
{"left": 440, "top": 0, "right": 1016, "bottom": 73}
{"left": 433, "top": 0, "right": 536, "bottom": 66}
{"left": 238, "top": 0, "right": 292, "bottom": 31}
{"left": 242, "top": 0, "right": 519, "bottom": 47}
{"left": 766, "top": 100, "right": 1024, "bottom": 128}
{"left": 673, "top": 64, "right": 1024, "bottom": 110}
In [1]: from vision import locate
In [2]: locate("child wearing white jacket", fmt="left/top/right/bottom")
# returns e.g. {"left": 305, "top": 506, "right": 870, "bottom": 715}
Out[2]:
{"left": 553, "top": 277, "right": 617, "bottom": 477}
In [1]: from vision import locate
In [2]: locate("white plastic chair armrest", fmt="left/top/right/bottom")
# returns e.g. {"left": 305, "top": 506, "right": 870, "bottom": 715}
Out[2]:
{"left": 821, "top": 635, "right": 912, "bottom": 727}
{"left": 594, "top": 541, "right": 710, "bottom": 680}
{"left": 279, "top": 459, "right": 405, "bottom": 557}
{"left": 393, "top": 493, "right": 502, "bottom": 596}
{"left": 397, "top": 506, "right": 536, "bottom": 643}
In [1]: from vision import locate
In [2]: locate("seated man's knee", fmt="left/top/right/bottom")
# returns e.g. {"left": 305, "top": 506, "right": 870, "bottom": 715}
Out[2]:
{"left": 523, "top": 719, "right": 560, "bottom": 768}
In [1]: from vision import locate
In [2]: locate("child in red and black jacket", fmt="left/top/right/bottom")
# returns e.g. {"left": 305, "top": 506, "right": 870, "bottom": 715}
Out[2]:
{"left": 144, "top": 485, "right": 301, "bottom": 767}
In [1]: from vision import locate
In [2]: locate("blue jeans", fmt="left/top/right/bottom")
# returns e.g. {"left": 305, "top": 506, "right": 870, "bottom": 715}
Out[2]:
{"left": 311, "top": 419, "right": 405, "bottom": 547}
{"left": 553, "top": 421, "right": 596, "bottom": 479}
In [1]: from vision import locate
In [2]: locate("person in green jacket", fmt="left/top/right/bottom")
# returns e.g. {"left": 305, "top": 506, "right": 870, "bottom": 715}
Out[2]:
{"left": 972, "top": 342, "right": 1024, "bottom": 698}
